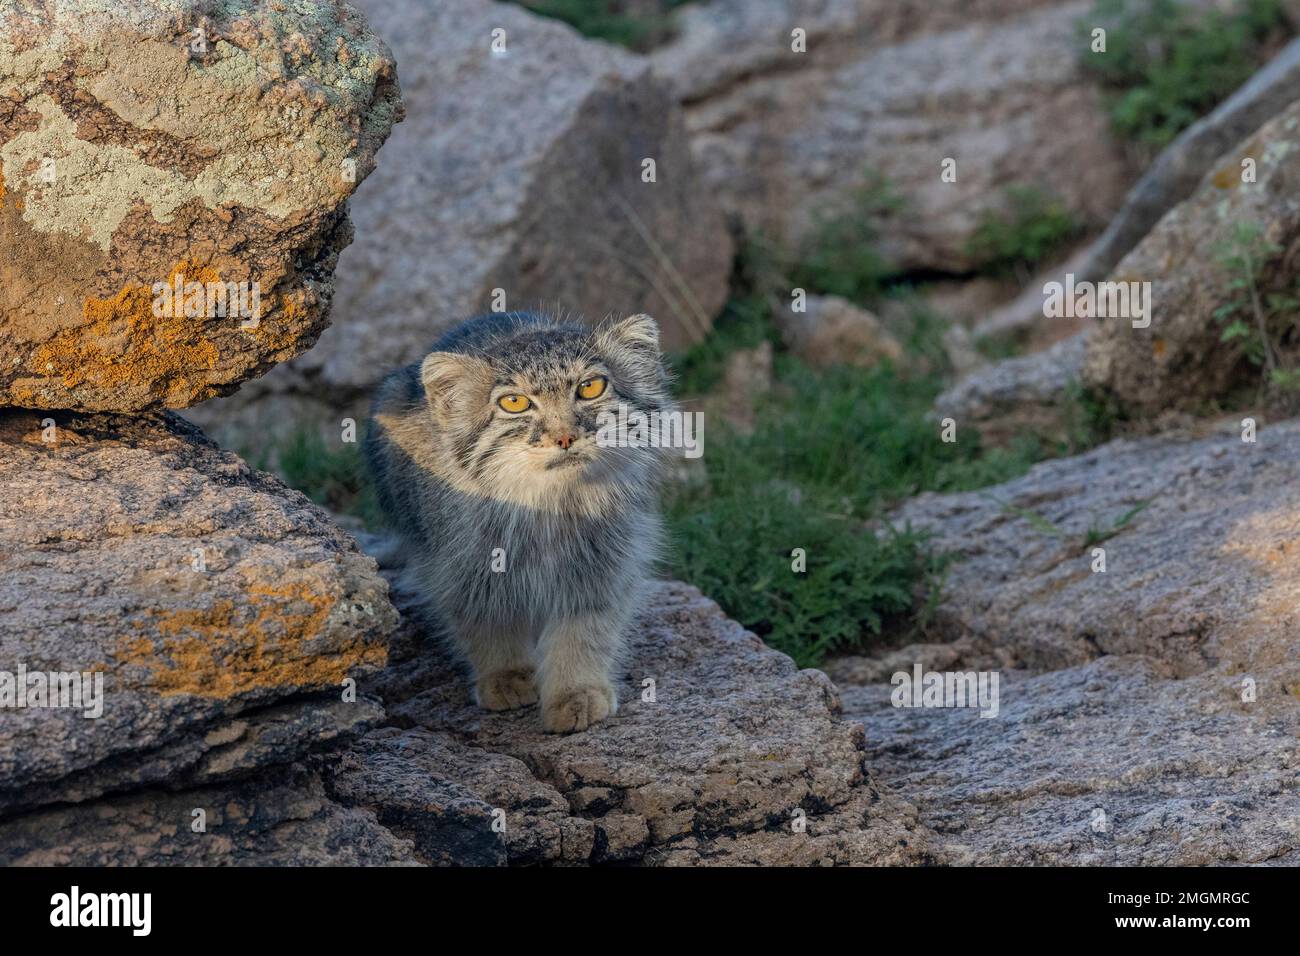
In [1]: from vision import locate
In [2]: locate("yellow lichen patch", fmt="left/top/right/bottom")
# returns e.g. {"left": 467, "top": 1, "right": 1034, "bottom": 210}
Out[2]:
{"left": 32, "top": 260, "right": 223, "bottom": 404}
{"left": 1211, "top": 165, "right": 1239, "bottom": 190}
{"left": 247, "top": 290, "right": 315, "bottom": 353}
{"left": 115, "top": 580, "right": 386, "bottom": 698}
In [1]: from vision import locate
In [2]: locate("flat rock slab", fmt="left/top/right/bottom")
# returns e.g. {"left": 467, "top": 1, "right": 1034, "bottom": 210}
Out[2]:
{"left": 833, "top": 420, "right": 1300, "bottom": 863}
{"left": 0, "top": 0, "right": 401, "bottom": 411}
{"left": 0, "top": 409, "right": 397, "bottom": 814}
{"left": 327, "top": 581, "right": 935, "bottom": 866}
{"left": 840, "top": 657, "right": 1300, "bottom": 865}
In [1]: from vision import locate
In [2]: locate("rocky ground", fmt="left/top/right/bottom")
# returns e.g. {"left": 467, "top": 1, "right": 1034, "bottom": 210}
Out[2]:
{"left": 3, "top": 0, "right": 1299, "bottom": 866}
{"left": 828, "top": 420, "right": 1300, "bottom": 864}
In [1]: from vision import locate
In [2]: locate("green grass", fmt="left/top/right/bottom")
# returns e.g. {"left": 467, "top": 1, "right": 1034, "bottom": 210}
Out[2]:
{"left": 1079, "top": 0, "right": 1289, "bottom": 150}
{"left": 249, "top": 427, "right": 385, "bottom": 531}
{"left": 787, "top": 173, "right": 904, "bottom": 306}
{"left": 508, "top": 0, "right": 692, "bottom": 52}
{"left": 665, "top": 307, "right": 1046, "bottom": 667}
{"left": 965, "top": 186, "right": 1081, "bottom": 281}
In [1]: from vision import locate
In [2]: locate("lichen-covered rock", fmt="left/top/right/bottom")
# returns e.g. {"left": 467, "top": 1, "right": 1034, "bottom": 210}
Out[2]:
{"left": 653, "top": 0, "right": 1133, "bottom": 273}
{"left": 0, "top": 409, "right": 397, "bottom": 814}
{"left": 190, "top": 0, "right": 733, "bottom": 450}
{"left": 1083, "top": 98, "right": 1300, "bottom": 417}
{"left": 0, "top": 578, "right": 933, "bottom": 865}
{"left": 0, "top": 0, "right": 402, "bottom": 412}
{"left": 835, "top": 420, "right": 1300, "bottom": 863}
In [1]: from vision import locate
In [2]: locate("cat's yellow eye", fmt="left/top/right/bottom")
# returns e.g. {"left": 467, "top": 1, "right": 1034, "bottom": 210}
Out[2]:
{"left": 577, "top": 376, "right": 607, "bottom": 400}
{"left": 498, "top": 394, "right": 532, "bottom": 413}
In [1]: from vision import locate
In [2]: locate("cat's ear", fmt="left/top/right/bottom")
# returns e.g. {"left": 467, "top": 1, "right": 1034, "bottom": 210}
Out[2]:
{"left": 420, "top": 351, "right": 493, "bottom": 423}
{"left": 595, "top": 313, "right": 667, "bottom": 400}
{"left": 596, "top": 313, "right": 661, "bottom": 360}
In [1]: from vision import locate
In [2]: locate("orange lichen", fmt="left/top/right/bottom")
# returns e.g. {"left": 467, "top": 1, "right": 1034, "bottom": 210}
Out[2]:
{"left": 31, "top": 260, "right": 226, "bottom": 404}
{"left": 1212, "top": 165, "right": 1238, "bottom": 190}
{"left": 115, "top": 580, "right": 386, "bottom": 698}
{"left": 246, "top": 290, "right": 314, "bottom": 353}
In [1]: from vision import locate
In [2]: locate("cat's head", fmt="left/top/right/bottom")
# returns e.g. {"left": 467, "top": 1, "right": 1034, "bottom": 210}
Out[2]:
{"left": 420, "top": 314, "right": 670, "bottom": 501}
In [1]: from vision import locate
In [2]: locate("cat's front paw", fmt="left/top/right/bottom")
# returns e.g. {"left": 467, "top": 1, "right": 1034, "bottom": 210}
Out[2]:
{"left": 476, "top": 667, "right": 538, "bottom": 711}
{"left": 541, "top": 682, "right": 616, "bottom": 733}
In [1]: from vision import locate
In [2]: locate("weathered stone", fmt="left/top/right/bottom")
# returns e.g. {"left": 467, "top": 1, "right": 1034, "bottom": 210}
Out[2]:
{"left": 654, "top": 0, "right": 1133, "bottom": 273}
{"left": 821, "top": 418, "right": 1300, "bottom": 868}
{"left": 327, "top": 581, "right": 936, "bottom": 865}
{"left": 0, "top": 409, "right": 397, "bottom": 814}
{"left": 777, "top": 294, "right": 903, "bottom": 369}
{"left": 841, "top": 420, "right": 1300, "bottom": 862}
{"left": 188, "top": 0, "right": 733, "bottom": 455}
{"left": 975, "top": 42, "right": 1300, "bottom": 342}
{"left": 0, "top": 766, "right": 419, "bottom": 866}
{"left": 839, "top": 659, "right": 1300, "bottom": 865}
{"left": 0, "top": 577, "right": 934, "bottom": 865}
{"left": 0, "top": 0, "right": 402, "bottom": 412}
{"left": 892, "top": 418, "right": 1300, "bottom": 673}
{"left": 934, "top": 330, "right": 1088, "bottom": 443}
{"left": 1083, "top": 98, "right": 1300, "bottom": 416}
{"left": 1082, "top": 36, "right": 1300, "bottom": 286}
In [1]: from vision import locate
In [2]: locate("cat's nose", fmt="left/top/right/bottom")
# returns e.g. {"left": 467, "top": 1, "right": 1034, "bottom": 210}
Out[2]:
{"left": 554, "top": 432, "right": 575, "bottom": 450}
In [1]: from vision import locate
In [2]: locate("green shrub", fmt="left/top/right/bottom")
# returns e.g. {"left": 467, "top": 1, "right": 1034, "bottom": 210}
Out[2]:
{"left": 788, "top": 173, "right": 903, "bottom": 306}
{"left": 965, "top": 186, "right": 1080, "bottom": 281}
{"left": 510, "top": 0, "right": 691, "bottom": 52}
{"left": 250, "top": 427, "right": 385, "bottom": 530}
{"left": 1079, "top": 0, "right": 1289, "bottom": 149}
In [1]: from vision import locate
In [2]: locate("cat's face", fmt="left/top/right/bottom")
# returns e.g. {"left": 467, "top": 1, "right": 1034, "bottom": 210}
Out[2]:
{"left": 421, "top": 314, "right": 669, "bottom": 500}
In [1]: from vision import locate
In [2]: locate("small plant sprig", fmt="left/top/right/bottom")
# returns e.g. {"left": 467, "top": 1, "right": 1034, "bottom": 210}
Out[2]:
{"left": 1213, "top": 221, "right": 1300, "bottom": 394}
{"left": 987, "top": 494, "right": 1151, "bottom": 553}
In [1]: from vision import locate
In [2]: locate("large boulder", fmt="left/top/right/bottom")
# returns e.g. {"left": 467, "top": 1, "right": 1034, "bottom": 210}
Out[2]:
{"left": 1083, "top": 98, "right": 1300, "bottom": 416}
{"left": 0, "top": 409, "right": 397, "bottom": 815}
{"left": 827, "top": 420, "right": 1300, "bottom": 863}
{"left": 653, "top": 0, "right": 1134, "bottom": 273}
{"left": 0, "top": 0, "right": 402, "bottom": 412}
{"left": 1081, "top": 36, "right": 1300, "bottom": 287}
{"left": 188, "top": 0, "right": 734, "bottom": 454}
{"left": 934, "top": 329, "right": 1089, "bottom": 444}
{"left": 976, "top": 39, "right": 1300, "bottom": 341}
{"left": 0, "top": 580, "right": 936, "bottom": 865}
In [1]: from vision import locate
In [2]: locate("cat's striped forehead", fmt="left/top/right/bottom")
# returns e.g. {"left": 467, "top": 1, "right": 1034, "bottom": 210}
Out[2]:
{"left": 486, "top": 326, "right": 601, "bottom": 387}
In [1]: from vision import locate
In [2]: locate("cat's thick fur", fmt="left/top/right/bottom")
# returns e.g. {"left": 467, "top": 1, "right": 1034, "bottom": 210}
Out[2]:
{"left": 365, "top": 311, "right": 669, "bottom": 732}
